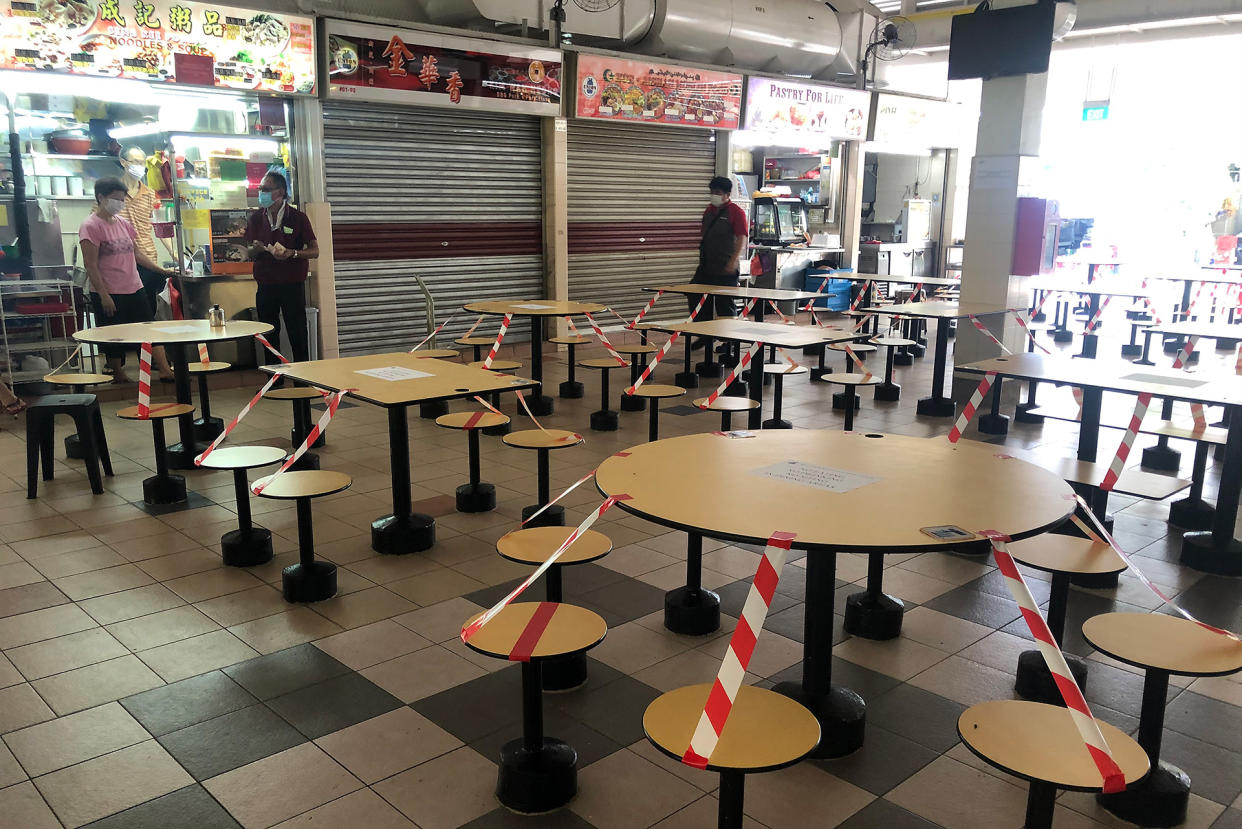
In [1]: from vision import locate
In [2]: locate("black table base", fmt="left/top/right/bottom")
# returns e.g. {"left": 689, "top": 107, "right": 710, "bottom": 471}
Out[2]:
{"left": 916, "top": 396, "right": 956, "bottom": 417}
{"left": 221, "top": 527, "right": 273, "bottom": 567}
{"left": 664, "top": 585, "right": 721, "bottom": 635}
{"left": 283, "top": 559, "right": 337, "bottom": 603}
{"left": 843, "top": 591, "right": 904, "bottom": 640}
{"left": 1168, "top": 497, "right": 1215, "bottom": 530}
{"left": 522, "top": 394, "right": 556, "bottom": 416}
{"left": 498, "top": 661, "right": 578, "bottom": 814}
{"left": 372, "top": 513, "right": 435, "bottom": 555}
{"left": 1014, "top": 650, "right": 1088, "bottom": 705}
{"left": 1098, "top": 762, "right": 1190, "bottom": 828}
{"left": 772, "top": 681, "right": 865, "bottom": 759}
{"left": 165, "top": 441, "right": 211, "bottom": 470}
{"left": 1180, "top": 532, "right": 1242, "bottom": 576}
{"left": 456, "top": 482, "right": 496, "bottom": 514}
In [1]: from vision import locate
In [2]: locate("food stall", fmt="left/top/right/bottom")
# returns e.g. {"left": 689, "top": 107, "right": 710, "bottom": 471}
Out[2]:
{"left": 0, "top": 0, "right": 316, "bottom": 378}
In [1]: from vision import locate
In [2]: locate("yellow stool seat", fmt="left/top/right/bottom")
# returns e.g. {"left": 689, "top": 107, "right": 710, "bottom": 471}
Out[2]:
{"left": 497, "top": 526, "right": 612, "bottom": 566}
{"left": 503, "top": 429, "right": 583, "bottom": 450}
{"left": 550, "top": 335, "right": 592, "bottom": 346}
{"left": 265, "top": 386, "right": 323, "bottom": 401}
{"left": 456, "top": 336, "right": 496, "bottom": 346}
{"left": 823, "top": 372, "right": 881, "bottom": 387}
{"left": 1082, "top": 612, "right": 1242, "bottom": 677}
{"left": 1007, "top": 535, "right": 1125, "bottom": 577}
{"left": 187, "top": 361, "right": 232, "bottom": 374}
{"left": 693, "top": 396, "right": 759, "bottom": 412}
{"left": 629, "top": 383, "right": 685, "bottom": 400}
{"left": 463, "top": 602, "right": 607, "bottom": 661}
{"left": 579, "top": 358, "right": 625, "bottom": 370}
{"left": 410, "top": 349, "right": 460, "bottom": 360}
{"left": 763, "top": 363, "right": 809, "bottom": 376}
{"left": 45, "top": 372, "right": 111, "bottom": 386}
{"left": 469, "top": 360, "right": 522, "bottom": 372}
{"left": 117, "top": 403, "right": 194, "bottom": 420}
{"left": 436, "top": 411, "right": 511, "bottom": 430}
{"left": 254, "top": 470, "right": 352, "bottom": 500}
{"left": 196, "top": 445, "right": 287, "bottom": 471}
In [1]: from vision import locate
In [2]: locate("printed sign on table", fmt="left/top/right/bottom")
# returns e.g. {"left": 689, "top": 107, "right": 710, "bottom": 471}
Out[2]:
{"left": 575, "top": 54, "right": 742, "bottom": 129}
{"left": 0, "top": 0, "right": 316, "bottom": 93}
{"left": 751, "top": 460, "right": 879, "bottom": 493}
{"left": 325, "top": 19, "right": 562, "bottom": 116}
{"left": 743, "top": 77, "right": 870, "bottom": 140}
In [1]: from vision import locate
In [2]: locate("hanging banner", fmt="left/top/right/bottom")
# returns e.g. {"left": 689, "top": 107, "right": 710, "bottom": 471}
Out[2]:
{"left": 743, "top": 77, "right": 870, "bottom": 141}
{"left": 0, "top": 0, "right": 316, "bottom": 94}
{"left": 324, "top": 19, "right": 562, "bottom": 116}
{"left": 574, "top": 54, "right": 742, "bottom": 129}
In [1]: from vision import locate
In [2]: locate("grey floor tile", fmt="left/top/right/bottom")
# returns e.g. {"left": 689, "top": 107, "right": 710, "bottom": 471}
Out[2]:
{"left": 121, "top": 671, "right": 257, "bottom": 737}
{"left": 819, "top": 725, "right": 939, "bottom": 796}
{"left": 159, "top": 705, "right": 306, "bottom": 781}
{"left": 866, "top": 684, "right": 965, "bottom": 753}
{"left": 550, "top": 675, "right": 663, "bottom": 747}
{"left": 462, "top": 807, "right": 597, "bottom": 827}
{"left": 835, "top": 797, "right": 943, "bottom": 829}
{"left": 222, "top": 642, "right": 351, "bottom": 701}
{"left": 413, "top": 665, "right": 524, "bottom": 744}
{"left": 81, "top": 784, "right": 241, "bottom": 829}
{"left": 469, "top": 707, "right": 622, "bottom": 770}
{"left": 266, "top": 670, "right": 404, "bottom": 739}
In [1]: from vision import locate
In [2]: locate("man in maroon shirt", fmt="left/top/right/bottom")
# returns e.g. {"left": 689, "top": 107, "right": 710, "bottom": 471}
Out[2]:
{"left": 244, "top": 172, "right": 319, "bottom": 366}
{"left": 692, "top": 175, "right": 748, "bottom": 328}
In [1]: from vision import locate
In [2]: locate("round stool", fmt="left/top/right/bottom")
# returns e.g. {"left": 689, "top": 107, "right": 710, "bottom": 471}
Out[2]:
{"left": 693, "top": 396, "right": 760, "bottom": 432}
{"left": 463, "top": 602, "right": 608, "bottom": 814}
{"left": 550, "top": 335, "right": 590, "bottom": 398}
{"left": 503, "top": 429, "right": 584, "bottom": 527}
{"left": 644, "top": 684, "right": 820, "bottom": 829}
{"left": 1084, "top": 612, "right": 1242, "bottom": 827}
{"left": 186, "top": 359, "right": 231, "bottom": 442}
{"left": 410, "top": 348, "right": 460, "bottom": 360}
{"left": 456, "top": 336, "right": 496, "bottom": 363}
{"left": 1007, "top": 535, "right": 1125, "bottom": 705}
{"left": 761, "top": 363, "right": 808, "bottom": 430}
{"left": 616, "top": 343, "right": 658, "bottom": 412}
{"left": 1122, "top": 318, "right": 1155, "bottom": 358}
{"left": 958, "top": 699, "right": 1149, "bottom": 829}
{"left": 469, "top": 360, "right": 523, "bottom": 435}
{"left": 869, "top": 337, "right": 915, "bottom": 402}
{"left": 198, "top": 445, "right": 287, "bottom": 567}
{"left": 264, "top": 386, "right": 325, "bottom": 467}
{"left": 256, "top": 470, "right": 352, "bottom": 603}
{"left": 497, "top": 526, "right": 613, "bottom": 690}
{"left": 630, "top": 384, "right": 685, "bottom": 441}
{"left": 824, "top": 373, "right": 881, "bottom": 433}
{"left": 117, "top": 403, "right": 195, "bottom": 506}
{"left": 44, "top": 372, "right": 111, "bottom": 459}
{"left": 436, "top": 410, "right": 511, "bottom": 513}
{"left": 827, "top": 342, "right": 876, "bottom": 410}
{"left": 410, "top": 349, "right": 462, "bottom": 419}
{"left": 580, "top": 358, "right": 624, "bottom": 431}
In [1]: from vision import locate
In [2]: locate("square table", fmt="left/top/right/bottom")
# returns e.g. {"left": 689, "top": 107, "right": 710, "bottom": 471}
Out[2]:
{"left": 862, "top": 301, "right": 1009, "bottom": 417}
{"left": 958, "top": 352, "right": 1242, "bottom": 575}
{"left": 1027, "top": 280, "right": 1150, "bottom": 357}
{"left": 264, "top": 352, "right": 538, "bottom": 555}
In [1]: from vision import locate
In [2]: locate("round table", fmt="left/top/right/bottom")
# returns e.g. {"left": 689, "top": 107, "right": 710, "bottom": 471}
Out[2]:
{"left": 595, "top": 430, "right": 1075, "bottom": 757}
{"left": 74, "top": 320, "right": 272, "bottom": 469}
{"left": 463, "top": 300, "right": 607, "bottom": 416}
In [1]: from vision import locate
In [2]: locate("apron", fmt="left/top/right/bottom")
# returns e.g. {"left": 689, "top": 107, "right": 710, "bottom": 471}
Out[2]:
{"left": 697, "top": 206, "right": 741, "bottom": 284}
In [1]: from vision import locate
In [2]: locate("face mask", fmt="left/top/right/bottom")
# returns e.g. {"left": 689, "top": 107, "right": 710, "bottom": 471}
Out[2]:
{"left": 709, "top": 194, "right": 724, "bottom": 207}
{"left": 103, "top": 198, "right": 125, "bottom": 215}
{"left": 125, "top": 163, "right": 145, "bottom": 179}
{"left": 258, "top": 191, "right": 274, "bottom": 208}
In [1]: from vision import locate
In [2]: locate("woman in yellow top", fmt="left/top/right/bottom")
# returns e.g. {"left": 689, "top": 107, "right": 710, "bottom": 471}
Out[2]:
{"left": 117, "top": 147, "right": 174, "bottom": 315}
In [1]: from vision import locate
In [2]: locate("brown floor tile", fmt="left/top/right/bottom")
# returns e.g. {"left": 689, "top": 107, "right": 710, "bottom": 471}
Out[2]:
{"left": 136, "top": 548, "right": 226, "bottom": 582}
{"left": 570, "top": 748, "right": 702, "bottom": 829}
{"left": 0, "top": 781, "right": 61, "bottom": 829}
{"left": 887, "top": 755, "right": 1028, "bottom": 829}
{"left": 312, "top": 619, "right": 431, "bottom": 671}
{"left": 78, "top": 583, "right": 186, "bottom": 626}
{"left": 392, "top": 597, "right": 487, "bottom": 644}
{"left": 745, "top": 761, "right": 874, "bottom": 827}
{"left": 0, "top": 561, "right": 45, "bottom": 591}
{"left": 0, "top": 603, "right": 97, "bottom": 649}
{"left": 11, "top": 531, "right": 103, "bottom": 561}
{"left": 227, "top": 608, "right": 342, "bottom": 655}
{"left": 194, "top": 584, "right": 288, "bottom": 627}
{"left": 110, "top": 530, "right": 206, "bottom": 563}
{"left": 28, "top": 546, "right": 126, "bottom": 580}
{"left": 387, "top": 566, "right": 488, "bottom": 606}
{"left": 33, "top": 739, "right": 193, "bottom": 828}
{"left": 203, "top": 741, "right": 362, "bottom": 829}
{"left": 360, "top": 645, "right": 486, "bottom": 703}
{"left": 165, "top": 568, "right": 265, "bottom": 604}
{"left": 138, "top": 630, "right": 260, "bottom": 683}
{"left": 52, "top": 564, "right": 154, "bottom": 601}
{"left": 373, "top": 746, "right": 496, "bottom": 828}
{"left": 0, "top": 581, "right": 70, "bottom": 619}
{"left": 272, "top": 788, "right": 415, "bottom": 828}
{"left": 106, "top": 606, "right": 221, "bottom": 651}
{"left": 0, "top": 515, "right": 80, "bottom": 544}
{"left": 3, "top": 701, "right": 150, "bottom": 777}
{"left": 7, "top": 627, "right": 129, "bottom": 681}
{"left": 31, "top": 654, "right": 164, "bottom": 716}
{"left": 310, "top": 586, "right": 418, "bottom": 630}
{"left": 0, "top": 652, "right": 21, "bottom": 689}
{"left": 0, "top": 738, "right": 26, "bottom": 788}
{"left": 315, "top": 706, "right": 462, "bottom": 784}
{"left": 0, "top": 682, "right": 55, "bottom": 733}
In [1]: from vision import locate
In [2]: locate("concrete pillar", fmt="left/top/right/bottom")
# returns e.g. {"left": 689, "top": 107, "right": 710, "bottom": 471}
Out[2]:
{"left": 543, "top": 117, "right": 569, "bottom": 337}
{"left": 841, "top": 141, "right": 865, "bottom": 269}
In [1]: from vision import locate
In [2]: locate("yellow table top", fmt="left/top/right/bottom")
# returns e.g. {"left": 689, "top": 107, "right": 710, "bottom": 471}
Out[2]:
{"left": 958, "top": 700, "right": 1148, "bottom": 791}
{"left": 465, "top": 300, "right": 607, "bottom": 317}
{"left": 648, "top": 319, "right": 858, "bottom": 349}
{"left": 644, "top": 684, "right": 819, "bottom": 773}
{"left": 862, "top": 301, "right": 1008, "bottom": 320}
{"left": 75, "top": 319, "right": 271, "bottom": 345}
{"left": 463, "top": 602, "right": 607, "bottom": 660}
{"left": 262, "top": 352, "right": 537, "bottom": 408}
{"left": 45, "top": 372, "right": 111, "bottom": 386}
{"left": 645, "top": 284, "right": 829, "bottom": 302}
{"left": 692, "top": 396, "right": 759, "bottom": 412}
{"left": 594, "top": 431, "right": 1074, "bottom": 551}
{"left": 117, "top": 402, "right": 194, "bottom": 420}
{"left": 1082, "top": 612, "right": 1242, "bottom": 677}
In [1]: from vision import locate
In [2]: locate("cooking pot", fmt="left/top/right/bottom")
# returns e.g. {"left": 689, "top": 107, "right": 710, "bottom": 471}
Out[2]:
{"left": 47, "top": 130, "right": 90, "bottom": 155}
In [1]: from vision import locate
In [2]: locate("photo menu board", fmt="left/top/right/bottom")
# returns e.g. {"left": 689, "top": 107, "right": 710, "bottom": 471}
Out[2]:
{"left": 743, "top": 77, "right": 870, "bottom": 141}
{"left": 575, "top": 54, "right": 742, "bottom": 129}
{"left": 0, "top": 0, "right": 316, "bottom": 94}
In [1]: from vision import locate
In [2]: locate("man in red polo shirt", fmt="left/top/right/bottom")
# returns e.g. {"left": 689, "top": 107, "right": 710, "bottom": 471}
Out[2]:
{"left": 244, "top": 172, "right": 318, "bottom": 365}
{"left": 692, "top": 175, "right": 748, "bottom": 327}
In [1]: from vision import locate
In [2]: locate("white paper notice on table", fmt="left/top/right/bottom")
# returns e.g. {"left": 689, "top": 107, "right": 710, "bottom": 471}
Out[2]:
{"left": 355, "top": 366, "right": 433, "bottom": 382}
{"left": 513, "top": 303, "right": 554, "bottom": 310}
{"left": 752, "top": 460, "right": 879, "bottom": 493}
{"left": 153, "top": 324, "right": 200, "bottom": 334}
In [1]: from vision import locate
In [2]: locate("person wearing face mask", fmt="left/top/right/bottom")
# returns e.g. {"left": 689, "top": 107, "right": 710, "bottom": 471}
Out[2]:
{"left": 116, "top": 147, "right": 173, "bottom": 315}
{"left": 690, "top": 176, "right": 749, "bottom": 339}
{"left": 244, "top": 171, "right": 318, "bottom": 365}
{"left": 78, "top": 178, "right": 175, "bottom": 383}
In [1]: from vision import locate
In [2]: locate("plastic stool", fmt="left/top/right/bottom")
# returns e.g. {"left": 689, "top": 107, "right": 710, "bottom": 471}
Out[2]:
{"left": 43, "top": 372, "right": 111, "bottom": 460}
{"left": 762, "top": 363, "right": 808, "bottom": 429}
{"left": 693, "top": 396, "right": 759, "bottom": 432}
{"left": 616, "top": 343, "right": 658, "bottom": 412}
{"left": 26, "top": 394, "right": 112, "bottom": 499}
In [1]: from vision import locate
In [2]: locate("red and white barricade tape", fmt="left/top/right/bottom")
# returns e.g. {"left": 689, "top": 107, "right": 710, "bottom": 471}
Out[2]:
{"left": 968, "top": 314, "right": 1011, "bottom": 355}
{"left": 947, "top": 371, "right": 996, "bottom": 444}
{"left": 682, "top": 531, "right": 796, "bottom": 768}
{"left": 802, "top": 274, "right": 833, "bottom": 312}
{"left": 774, "top": 346, "right": 802, "bottom": 373}
{"left": 767, "top": 300, "right": 793, "bottom": 324}
{"left": 1170, "top": 337, "right": 1207, "bottom": 428}
{"left": 1183, "top": 283, "right": 1206, "bottom": 320}
{"left": 1099, "top": 393, "right": 1152, "bottom": 491}
{"left": 841, "top": 343, "right": 873, "bottom": 381}
{"left": 582, "top": 312, "right": 629, "bottom": 366}
{"left": 1010, "top": 309, "right": 1052, "bottom": 354}
{"left": 1083, "top": 296, "right": 1111, "bottom": 336}
{"left": 563, "top": 315, "right": 584, "bottom": 339}
{"left": 514, "top": 389, "right": 579, "bottom": 443}
{"left": 136, "top": 342, "right": 153, "bottom": 419}
{"left": 254, "top": 333, "right": 290, "bottom": 365}
{"left": 194, "top": 370, "right": 287, "bottom": 466}
{"left": 252, "top": 390, "right": 349, "bottom": 495}
{"left": 462, "top": 315, "right": 487, "bottom": 339}
{"left": 482, "top": 313, "right": 513, "bottom": 369}
{"left": 697, "top": 341, "right": 763, "bottom": 409}
{"left": 197, "top": 343, "right": 210, "bottom": 366}
{"left": 519, "top": 450, "right": 631, "bottom": 528}
{"left": 981, "top": 531, "right": 1127, "bottom": 794}
{"left": 688, "top": 293, "right": 708, "bottom": 321}
{"left": 849, "top": 280, "right": 872, "bottom": 313}
{"left": 460, "top": 493, "right": 633, "bottom": 646}
{"left": 738, "top": 297, "right": 757, "bottom": 319}
{"left": 410, "top": 314, "right": 456, "bottom": 352}
{"left": 631, "top": 291, "right": 664, "bottom": 328}
{"left": 626, "top": 331, "right": 682, "bottom": 395}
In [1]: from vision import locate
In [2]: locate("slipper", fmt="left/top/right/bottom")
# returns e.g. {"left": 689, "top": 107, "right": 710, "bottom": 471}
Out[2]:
{"left": 3, "top": 400, "right": 27, "bottom": 418}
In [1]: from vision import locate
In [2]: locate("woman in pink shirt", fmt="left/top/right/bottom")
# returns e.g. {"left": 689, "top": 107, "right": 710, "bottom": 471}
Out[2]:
{"left": 79, "top": 178, "right": 173, "bottom": 383}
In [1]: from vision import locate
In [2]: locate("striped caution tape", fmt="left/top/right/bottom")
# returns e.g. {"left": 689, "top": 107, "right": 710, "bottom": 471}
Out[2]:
{"left": 252, "top": 389, "right": 349, "bottom": 495}
{"left": 1083, "top": 296, "right": 1111, "bottom": 336}
{"left": 197, "top": 343, "right": 210, "bottom": 365}
{"left": 514, "top": 389, "right": 579, "bottom": 443}
{"left": 841, "top": 343, "right": 873, "bottom": 381}
{"left": 947, "top": 371, "right": 996, "bottom": 444}
{"left": 519, "top": 450, "right": 632, "bottom": 528}
{"left": 482, "top": 313, "right": 513, "bottom": 369}
{"left": 738, "top": 297, "right": 757, "bottom": 319}
{"left": 1183, "top": 283, "right": 1206, "bottom": 320}
{"left": 774, "top": 347, "right": 802, "bottom": 374}
{"left": 631, "top": 291, "right": 664, "bottom": 328}
{"left": 849, "top": 280, "right": 872, "bottom": 313}
{"left": 697, "top": 340, "right": 763, "bottom": 409}
{"left": 462, "top": 315, "right": 487, "bottom": 339}
{"left": 563, "top": 315, "right": 584, "bottom": 338}
{"left": 626, "top": 331, "right": 682, "bottom": 395}
{"left": 981, "top": 530, "right": 1127, "bottom": 794}
{"left": 802, "top": 274, "right": 833, "bottom": 312}
{"left": 766, "top": 300, "right": 794, "bottom": 324}
{"left": 194, "top": 369, "right": 287, "bottom": 466}
{"left": 967, "top": 315, "right": 1011, "bottom": 355}
{"left": 460, "top": 493, "right": 632, "bottom": 644}
{"left": 1070, "top": 496, "right": 1242, "bottom": 643}
{"left": 48, "top": 345, "right": 82, "bottom": 377}
{"left": 254, "top": 333, "right": 290, "bottom": 364}
{"left": 410, "top": 314, "right": 457, "bottom": 352}
{"left": 1169, "top": 336, "right": 1207, "bottom": 428}
{"left": 1010, "top": 310, "right": 1052, "bottom": 354}
{"left": 682, "top": 531, "right": 796, "bottom": 768}
{"left": 582, "top": 312, "right": 629, "bottom": 366}
{"left": 1099, "top": 393, "right": 1152, "bottom": 491}
{"left": 687, "top": 293, "right": 708, "bottom": 321}
{"left": 136, "top": 342, "right": 152, "bottom": 419}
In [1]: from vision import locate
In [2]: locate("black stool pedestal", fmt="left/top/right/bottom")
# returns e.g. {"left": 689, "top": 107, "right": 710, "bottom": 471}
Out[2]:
{"left": 497, "top": 661, "right": 577, "bottom": 814}
{"left": 664, "top": 534, "right": 721, "bottom": 635}
{"left": 843, "top": 554, "right": 903, "bottom": 640}
{"left": 284, "top": 497, "right": 338, "bottom": 603}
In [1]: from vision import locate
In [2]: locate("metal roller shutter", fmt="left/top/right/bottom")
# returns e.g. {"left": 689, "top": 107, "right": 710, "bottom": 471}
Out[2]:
{"left": 323, "top": 102, "right": 544, "bottom": 355}
{"left": 567, "top": 120, "right": 717, "bottom": 324}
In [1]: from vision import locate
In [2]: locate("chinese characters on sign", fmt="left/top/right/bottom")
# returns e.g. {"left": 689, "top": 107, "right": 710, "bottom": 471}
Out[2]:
{"left": 0, "top": 0, "right": 316, "bottom": 93}
{"left": 743, "top": 78, "right": 871, "bottom": 140}
{"left": 325, "top": 20, "right": 562, "bottom": 116}
{"left": 575, "top": 55, "right": 743, "bottom": 129}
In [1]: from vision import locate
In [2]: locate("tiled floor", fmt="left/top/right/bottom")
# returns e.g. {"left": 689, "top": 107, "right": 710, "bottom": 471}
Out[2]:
{"left": 0, "top": 309, "right": 1241, "bottom": 828}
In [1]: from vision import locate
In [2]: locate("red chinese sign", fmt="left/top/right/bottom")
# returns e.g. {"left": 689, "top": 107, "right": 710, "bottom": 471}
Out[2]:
{"left": 575, "top": 54, "right": 743, "bottom": 129}
{"left": 325, "top": 20, "right": 561, "bottom": 116}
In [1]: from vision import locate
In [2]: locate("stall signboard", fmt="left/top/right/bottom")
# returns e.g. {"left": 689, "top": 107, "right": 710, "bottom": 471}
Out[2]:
{"left": 574, "top": 54, "right": 742, "bottom": 129}
{"left": 743, "top": 78, "right": 870, "bottom": 140}
{"left": 870, "top": 93, "right": 967, "bottom": 149}
{"left": 325, "top": 20, "right": 562, "bottom": 116}
{"left": 0, "top": 0, "right": 316, "bottom": 94}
